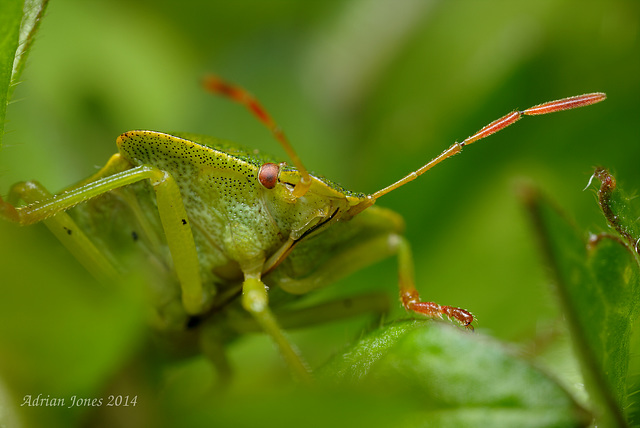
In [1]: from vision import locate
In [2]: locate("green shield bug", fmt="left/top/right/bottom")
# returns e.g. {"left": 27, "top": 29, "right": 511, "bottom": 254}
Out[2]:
{"left": 0, "top": 75, "right": 605, "bottom": 381}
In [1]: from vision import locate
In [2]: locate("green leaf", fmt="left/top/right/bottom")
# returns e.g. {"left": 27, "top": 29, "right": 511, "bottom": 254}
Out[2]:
{"left": 0, "top": 0, "right": 23, "bottom": 148}
{"left": 521, "top": 176, "right": 640, "bottom": 427}
{"left": 0, "top": 0, "right": 49, "bottom": 148}
{"left": 320, "top": 320, "right": 589, "bottom": 428}
{"left": 9, "top": 0, "right": 50, "bottom": 101}
{"left": 592, "top": 169, "right": 640, "bottom": 426}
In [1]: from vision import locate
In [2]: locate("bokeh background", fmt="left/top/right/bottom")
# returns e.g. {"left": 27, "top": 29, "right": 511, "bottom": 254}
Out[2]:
{"left": 0, "top": 0, "right": 638, "bottom": 427}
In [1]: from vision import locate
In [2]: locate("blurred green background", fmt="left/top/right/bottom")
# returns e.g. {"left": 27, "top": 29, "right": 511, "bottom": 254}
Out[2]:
{"left": 0, "top": 0, "right": 638, "bottom": 426}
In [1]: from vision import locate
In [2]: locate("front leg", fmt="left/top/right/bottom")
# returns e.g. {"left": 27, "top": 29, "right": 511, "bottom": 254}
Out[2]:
{"left": 395, "top": 235, "right": 474, "bottom": 329}
{"left": 268, "top": 206, "right": 474, "bottom": 329}
{"left": 240, "top": 270, "right": 312, "bottom": 382}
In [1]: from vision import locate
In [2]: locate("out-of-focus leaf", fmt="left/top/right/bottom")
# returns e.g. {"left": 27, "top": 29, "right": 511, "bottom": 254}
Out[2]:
{"left": 0, "top": 222, "right": 148, "bottom": 428}
{"left": 159, "top": 384, "right": 414, "bottom": 428}
{"left": 521, "top": 175, "right": 640, "bottom": 427}
{"left": 320, "top": 320, "right": 589, "bottom": 428}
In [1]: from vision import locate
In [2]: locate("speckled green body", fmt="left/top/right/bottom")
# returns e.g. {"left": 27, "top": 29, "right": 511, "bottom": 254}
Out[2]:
{"left": 67, "top": 131, "right": 401, "bottom": 337}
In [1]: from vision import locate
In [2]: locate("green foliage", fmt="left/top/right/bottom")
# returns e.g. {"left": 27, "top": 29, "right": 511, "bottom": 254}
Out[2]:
{"left": 0, "top": 1, "right": 638, "bottom": 428}
{"left": 521, "top": 169, "right": 640, "bottom": 427}
{"left": 9, "top": 0, "right": 49, "bottom": 102}
{"left": 0, "top": 0, "right": 49, "bottom": 147}
{"left": 321, "top": 321, "right": 589, "bottom": 427}
{"left": 0, "top": 0, "right": 23, "bottom": 147}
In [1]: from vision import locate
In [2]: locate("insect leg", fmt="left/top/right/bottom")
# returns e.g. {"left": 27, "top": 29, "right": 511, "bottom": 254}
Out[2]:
{"left": 266, "top": 223, "right": 473, "bottom": 329}
{"left": 1, "top": 156, "right": 207, "bottom": 315}
{"left": 275, "top": 231, "right": 402, "bottom": 296}
{"left": 199, "top": 331, "right": 233, "bottom": 386}
{"left": 241, "top": 273, "right": 312, "bottom": 382}
{"left": 395, "top": 235, "right": 474, "bottom": 329}
{"left": 227, "top": 292, "right": 389, "bottom": 333}
{"left": 68, "top": 154, "right": 166, "bottom": 254}
{"left": 150, "top": 168, "right": 207, "bottom": 315}
{"left": 3, "top": 180, "right": 119, "bottom": 282}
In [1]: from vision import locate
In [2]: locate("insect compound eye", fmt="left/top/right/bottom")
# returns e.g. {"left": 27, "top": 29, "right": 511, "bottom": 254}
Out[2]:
{"left": 258, "top": 162, "right": 280, "bottom": 189}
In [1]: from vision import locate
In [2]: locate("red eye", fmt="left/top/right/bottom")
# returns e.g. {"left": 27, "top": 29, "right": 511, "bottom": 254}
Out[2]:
{"left": 258, "top": 162, "right": 279, "bottom": 189}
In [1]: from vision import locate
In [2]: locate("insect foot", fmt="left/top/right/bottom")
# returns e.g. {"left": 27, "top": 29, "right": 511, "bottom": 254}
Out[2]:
{"left": 401, "top": 289, "right": 475, "bottom": 331}
{"left": 0, "top": 196, "right": 19, "bottom": 223}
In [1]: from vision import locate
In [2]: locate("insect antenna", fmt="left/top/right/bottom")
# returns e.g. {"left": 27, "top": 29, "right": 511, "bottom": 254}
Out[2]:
{"left": 203, "top": 75, "right": 312, "bottom": 198}
{"left": 371, "top": 92, "right": 607, "bottom": 200}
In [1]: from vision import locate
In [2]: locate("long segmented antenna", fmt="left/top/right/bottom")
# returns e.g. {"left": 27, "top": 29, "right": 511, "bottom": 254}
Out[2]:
{"left": 203, "top": 75, "right": 312, "bottom": 199}
{"left": 371, "top": 92, "right": 607, "bottom": 200}
{"left": 385, "top": 92, "right": 605, "bottom": 330}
